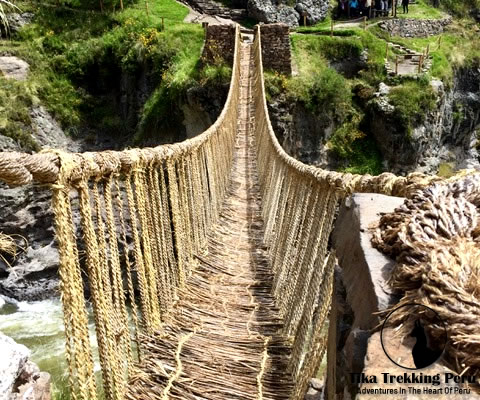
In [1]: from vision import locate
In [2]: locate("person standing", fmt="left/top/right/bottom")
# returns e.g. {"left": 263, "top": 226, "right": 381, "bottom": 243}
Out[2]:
{"left": 365, "top": 0, "right": 372, "bottom": 18}
{"left": 381, "top": 0, "right": 388, "bottom": 16}
{"left": 349, "top": 0, "right": 359, "bottom": 17}
{"left": 402, "top": 0, "right": 409, "bottom": 14}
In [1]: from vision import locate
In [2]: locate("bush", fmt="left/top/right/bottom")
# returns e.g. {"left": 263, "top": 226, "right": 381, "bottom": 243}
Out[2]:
{"left": 438, "top": 0, "right": 480, "bottom": 16}
{"left": 288, "top": 67, "right": 353, "bottom": 121}
{"left": 388, "top": 79, "right": 437, "bottom": 137}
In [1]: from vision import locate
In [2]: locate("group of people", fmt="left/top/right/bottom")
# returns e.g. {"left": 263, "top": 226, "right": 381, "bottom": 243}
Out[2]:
{"left": 338, "top": 0, "right": 409, "bottom": 18}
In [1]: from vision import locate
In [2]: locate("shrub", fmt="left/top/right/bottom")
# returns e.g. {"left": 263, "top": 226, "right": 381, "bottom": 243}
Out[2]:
{"left": 288, "top": 67, "right": 353, "bottom": 121}
{"left": 388, "top": 80, "right": 437, "bottom": 137}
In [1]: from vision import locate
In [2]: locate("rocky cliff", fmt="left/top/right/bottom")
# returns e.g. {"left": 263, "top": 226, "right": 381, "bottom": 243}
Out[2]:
{"left": 368, "top": 66, "right": 480, "bottom": 175}
{"left": 268, "top": 64, "right": 480, "bottom": 175}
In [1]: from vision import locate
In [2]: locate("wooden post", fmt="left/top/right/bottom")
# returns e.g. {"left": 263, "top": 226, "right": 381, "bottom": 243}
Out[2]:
{"left": 418, "top": 55, "right": 423, "bottom": 73}
{"left": 363, "top": 16, "right": 367, "bottom": 30}
{"left": 120, "top": 0, "right": 124, "bottom": 10}
{"left": 162, "top": 17, "right": 165, "bottom": 31}
{"left": 438, "top": 35, "right": 442, "bottom": 49}
{"left": 302, "top": 11, "right": 308, "bottom": 26}
{"left": 202, "top": 21, "right": 209, "bottom": 31}
{"left": 145, "top": 0, "right": 150, "bottom": 17}
{"left": 331, "top": 19, "right": 334, "bottom": 37}
{"left": 395, "top": 55, "right": 399, "bottom": 75}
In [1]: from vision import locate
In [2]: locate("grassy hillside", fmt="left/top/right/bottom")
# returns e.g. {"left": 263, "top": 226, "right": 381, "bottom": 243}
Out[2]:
{"left": 0, "top": 0, "right": 217, "bottom": 150}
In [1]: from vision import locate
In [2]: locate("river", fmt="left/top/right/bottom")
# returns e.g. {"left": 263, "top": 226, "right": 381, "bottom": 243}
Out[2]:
{"left": 0, "top": 296, "right": 100, "bottom": 399}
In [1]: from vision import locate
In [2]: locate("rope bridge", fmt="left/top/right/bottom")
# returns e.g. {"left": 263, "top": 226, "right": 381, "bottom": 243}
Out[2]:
{"left": 0, "top": 25, "right": 479, "bottom": 400}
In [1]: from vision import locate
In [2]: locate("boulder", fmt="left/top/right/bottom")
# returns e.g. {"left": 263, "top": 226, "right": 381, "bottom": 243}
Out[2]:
{"left": 305, "top": 378, "right": 323, "bottom": 399}
{"left": 247, "top": 0, "right": 300, "bottom": 26}
{"left": 2, "top": 13, "right": 34, "bottom": 35}
{"left": 0, "top": 56, "right": 29, "bottom": 81}
{"left": 0, "top": 332, "right": 30, "bottom": 396}
{"left": 295, "top": 0, "right": 329, "bottom": 25}
{"left": 0, "top": 332, "right": 51, "bottom": 400}
{"left": 247, "top": 0, "right": 329, "bottom": 26}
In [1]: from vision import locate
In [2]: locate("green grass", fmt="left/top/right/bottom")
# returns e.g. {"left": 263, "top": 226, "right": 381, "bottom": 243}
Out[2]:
{"left": 387, "top": 78, "right": 437, "bottom": 137}
{"left": 0, "top": 77, "right": 39, "bottom": 150}
{"left": 393, "top": 0, "right": 444, "bottom": 19}
{"left": 292, "top": 29, "right": 388, "bottom": 86}
{"left": 294, "top": 15, "right": 333, "bottom": 32}
{"left": 283, "top": 32, "right": 385, "bottom": 175}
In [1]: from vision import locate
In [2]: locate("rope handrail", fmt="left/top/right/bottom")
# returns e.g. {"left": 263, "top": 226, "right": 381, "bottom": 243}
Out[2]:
{"left": 251, "top": 26, "right": 480, "bottom": 198}
{"left": 252, "top": 24, "right": 480, "bottom": 393}
{"left": 22, "top": 25, "right": 244, "bottom": 400}
{"left": 0, "top": 26, "right": 242, "bottom": 187}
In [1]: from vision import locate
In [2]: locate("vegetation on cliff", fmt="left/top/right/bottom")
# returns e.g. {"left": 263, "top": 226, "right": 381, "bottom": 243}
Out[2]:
{"left": 270, "top": 0, "right": 480, "bottom": 175}
{"left": 0, "top": 0, "right": 228, "bottom": 150}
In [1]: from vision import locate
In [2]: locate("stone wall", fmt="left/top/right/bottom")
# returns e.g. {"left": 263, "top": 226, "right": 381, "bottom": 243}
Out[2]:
{"left": 379, "top": 17, "right": 452, "bottom": 38}
{"left": 202, "top": 23, "right": 292, "bottom": 75}
{"left": 201, "top": 24, "right": 236, "bottom": 66}
{"left": 258, "top": 23, "right": 292, "bottom": 75}
{"left": 327, "top": 193, "right": 403, "bottom": 399}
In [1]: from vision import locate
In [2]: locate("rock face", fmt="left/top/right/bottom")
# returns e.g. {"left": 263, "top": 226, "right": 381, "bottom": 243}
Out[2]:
{"left": 0, "top": 102, "right": 81, "bottom": 302}
{"left": 368, "top": 65, "right": 480, "bottom": 174}
{"left": 0, "top": 185, "right": 59, "bottom": 301}
{"left": 31, "top": 106, "right": 83, "bottom": 152}
{"left": 247, "top": 0, "right": 329, "bottom": 26}
{"left": 0, "top": 332, "right": 51, "bottom": 400}
{"left": 0, "top": 56, "right": 29, "bottom": 81}
{"left": 379, "top": 17, "right": 452, "bottom": 38}
{"left": 268, "top": 93, "right": 338, "bottom": 168}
